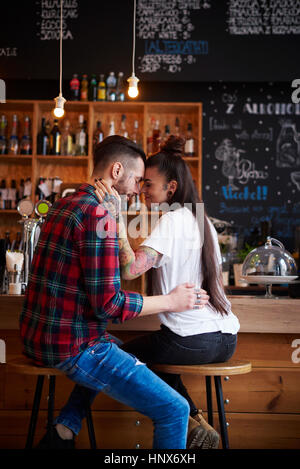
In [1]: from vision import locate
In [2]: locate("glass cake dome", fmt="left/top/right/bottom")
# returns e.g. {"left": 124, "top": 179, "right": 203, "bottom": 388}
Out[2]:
{"left": 241, "top": 237, "right": 298, "bottom": 298}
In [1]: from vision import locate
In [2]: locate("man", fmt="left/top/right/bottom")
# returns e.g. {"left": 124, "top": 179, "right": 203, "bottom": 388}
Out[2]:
{"left": 20, "top": 136, "right": 209, "bottom": 449}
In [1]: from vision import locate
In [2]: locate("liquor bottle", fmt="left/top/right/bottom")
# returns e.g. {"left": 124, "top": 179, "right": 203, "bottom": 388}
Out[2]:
{"left": 9, "top": 114, "right": 19, "bottom": 155}
{"left": 37, "top": 117, "right": 50, "bottom": 155}
{"left": 11, "top": 231, "right": 23, "bottom": 251}
{"left": 106, "top": 72, "right": 117, "bottom": 101}
{"left": 161, "top": 124, "right": 170, "bottom": 147}
{"left": 7, "top": 180, "right": 17, "bottom": 210}
{"left": 61, "top": 119, "right": 73, "bottom": 155}
{"left": 131, "top": 120, "right": 143, "bottom": 148}
{"left": 70, "top": 73, "right": 80, "bottom": 101}
{"left": 4, "top": 231, "right": 11, "bottom": 251}
{"left": 108, "top": 120, "right": 115, "bottom": 136}
{"left": 147, "top": 117, "right": 155, "bottom": 155}
{"left": 24, "top": 177, "right": 32, "bottom": 199}
{"left": 174, "top": 117, "right": 181, "bottom": 137}
{"left": 89, "top": 74, "right": 98, "bottom": 101}
{"left": 35, "top": 177, "right": 44, "bottom": 202}
{"left": 20, "top": 116, "right": 32, "bottom": 155}
{"left": 18, "top": 179, "right": 24, "bottom": 202}
{"left": 118, "top": 114, "right": 128, "bottom": 138}
{"left": 93, "top": 121, "right": 104, "bottom": 151}
{"left": 116, "top": 72, "right": 125, "bottom": 101}
{"left": 0, "top": 180, "right": 7, "bottom": 210}
{"left": 97, "top": 74, "right": 106, "bottom": 101}
{"left": 50, "top": 119, "right": 61, "bottom": 155}
{"left": 184, "top": 123, "right": 195, "bottom": 156}
{"left": 75, "top": 114, "right": 87, "bottom": 155}
{"left": 152, "top": 120, "right": 161, "bottom": 153}
{"left": 80, "top": 74, "right": 89, "bottom": 101}
{"left": 0, "top": 115, "right": 7, "bottom": 154}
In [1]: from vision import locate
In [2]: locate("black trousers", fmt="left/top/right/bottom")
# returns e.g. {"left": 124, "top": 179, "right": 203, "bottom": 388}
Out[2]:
{"left": 122, "top": 325, "right": 237, "bottom": 417}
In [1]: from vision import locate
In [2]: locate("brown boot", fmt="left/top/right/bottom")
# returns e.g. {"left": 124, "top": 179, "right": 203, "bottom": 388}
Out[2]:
{"left": 186, "top": 411, "right": 220, "bottom": 449}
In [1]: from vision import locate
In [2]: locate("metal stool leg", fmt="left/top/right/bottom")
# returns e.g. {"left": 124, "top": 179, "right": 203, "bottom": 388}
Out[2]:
{"left": 86, "top": 402, "right": 97, "bottom": 449}
{"left": 25, "top": 375, "right": 44, "bottom": 449}
{"left": 214, "top": 376, "right": 229, "bottom": 449}
{"left": 47, "top": 376, "right": 56, "bottom": 443}
{"left": 205, "top": 376, "right": 213, "bottom": 426}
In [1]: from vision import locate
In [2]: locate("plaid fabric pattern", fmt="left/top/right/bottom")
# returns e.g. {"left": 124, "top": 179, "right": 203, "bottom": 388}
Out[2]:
{"left": 20, "top": 184, "right": 143, "bottom": 366}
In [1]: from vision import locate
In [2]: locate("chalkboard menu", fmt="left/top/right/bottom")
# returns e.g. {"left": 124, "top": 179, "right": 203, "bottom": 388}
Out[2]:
{"left": 202, "top": 81, "right": 300, "bottom": 252}
{"left": 0, "top": 0, "right": 299, "bottom": 81}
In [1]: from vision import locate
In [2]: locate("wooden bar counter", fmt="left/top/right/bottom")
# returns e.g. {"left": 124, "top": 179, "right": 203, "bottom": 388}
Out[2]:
{"left": 1, "top": 294, "right": 300, "bottom": 449}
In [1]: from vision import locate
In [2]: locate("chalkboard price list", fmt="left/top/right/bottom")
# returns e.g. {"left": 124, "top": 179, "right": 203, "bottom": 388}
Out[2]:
{"left": 35, "top": 0, "right": 79, "bottom": 41}
{"left": 227, "top": 0, "right": 300, "bottom": 35}
{"left": 137, "top": 0, "right": 211, "bottom": 74}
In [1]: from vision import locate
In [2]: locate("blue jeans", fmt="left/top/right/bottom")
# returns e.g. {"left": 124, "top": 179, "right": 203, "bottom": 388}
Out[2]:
{"left": 53, "top": 341, "right": 189, "bottom": 449}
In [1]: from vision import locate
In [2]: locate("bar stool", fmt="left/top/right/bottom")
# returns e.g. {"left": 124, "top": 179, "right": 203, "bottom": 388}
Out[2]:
{"left": 7, "top": 356, "right": 97, "bottom": 449}
{"left": 151, "top": 359, "right": 252, "bottom": 449}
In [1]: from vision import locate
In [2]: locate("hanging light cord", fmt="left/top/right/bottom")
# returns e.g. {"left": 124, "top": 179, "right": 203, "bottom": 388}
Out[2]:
{"left": 132, "top": 0, "right": 136, "bottom": 76}
{"left": 59, "top": 0, "right": 63, "bottom": 96}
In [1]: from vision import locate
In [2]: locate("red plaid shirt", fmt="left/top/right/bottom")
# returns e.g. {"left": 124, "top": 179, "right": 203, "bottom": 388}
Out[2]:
{"left": 20, "top": 183, "right": 143, "bottom": 366}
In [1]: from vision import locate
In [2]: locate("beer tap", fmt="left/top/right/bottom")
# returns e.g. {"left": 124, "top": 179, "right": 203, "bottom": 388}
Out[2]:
{"left": 17, "top": 199, "right": 52, "bottom": 289}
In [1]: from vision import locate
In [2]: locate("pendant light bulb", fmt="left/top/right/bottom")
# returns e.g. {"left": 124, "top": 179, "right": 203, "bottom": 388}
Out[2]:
{"left": 53, "top": 94, "right": 66, "bottom": 118}
{"left": 127, "top": 73, "right": 139, "bottom": 98}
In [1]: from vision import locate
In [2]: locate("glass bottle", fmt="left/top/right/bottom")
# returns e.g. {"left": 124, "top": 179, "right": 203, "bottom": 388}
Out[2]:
{"left": 97, "top": 74, "right": 106, "bottom": 101}
{"left": 20, "top": 116, "right": 32, "bottom": 155}
{"left": 80, "top": 74, "right": 89, "bottom": 101}
{"left": 11, "top": 231, "right": 23, "bottom": 251}
{"left": 89, "top": 74, "right": 98, "bottom": 102}
{"left": 5, "top": 231, "right": 11, "bottom": 251}
{"left": 108, "top": 120, "right": 115, "bottom": 136}
{"left": 75, "top": 114, "right": 87, "bottom": 155}
{"left": 93, "top": 121, "right": 104, "bottom": 151}
{"left": 0, "top": 180, "right": 7, "bottom": 210}
{"left": 106, "top": 72, "right": 117, "bottom": 101}
{"left": 9, "top": 114, "right": 19, "bottom": 155}
{"left": 116, "top": 72, "right": 125, "bottom": 101}
{"left": 24, "top": 177, "right": 32, "bottom": 199}
{"left": 184, "top": 123, "right": 195, "bottom": 156}
{"left": 50, "top": 119, "right": 61, "bottom": 155}
{"left": 18, "top": 179, "right": 24, "bottom": 202}
{"left": 0, "top": 115, "right": 7, "bottom": 154}
{"left": 61, "top": 119, "right": 73, "bottom": 156}
{"left": 37, "top": 117, "right": 50, "bottom": 155}
{"left": 147, "top": 117, "right": 155, "bottom": 155}
{"left": 7, "top": 180, "right": 17, "bottom": 210}
{"left": 131, "top": 120, "right": 143, "bottom": 148}
{"left": 70, "top": 73, "right": 80, "bottom": 101}
{"left": 118, "top": 114, "right": 128, "bottom": 138}
{"left": 174, "top": 117, "right": 181, "bottom": 137}
{"left": 152, "top": 120, "right": 161, "bottom": 153}
{"left": 161, "top": 124, "right": 170, "bottom": 147}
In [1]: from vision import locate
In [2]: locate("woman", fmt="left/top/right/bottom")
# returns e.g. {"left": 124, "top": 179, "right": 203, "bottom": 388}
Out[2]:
{"left": 95, "top": 136, "right": 240, "bottom": 449}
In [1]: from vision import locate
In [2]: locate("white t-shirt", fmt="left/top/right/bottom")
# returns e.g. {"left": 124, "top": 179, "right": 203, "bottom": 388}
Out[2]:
{"left": 141, "top": 207, "right": 240, "bottom": 336}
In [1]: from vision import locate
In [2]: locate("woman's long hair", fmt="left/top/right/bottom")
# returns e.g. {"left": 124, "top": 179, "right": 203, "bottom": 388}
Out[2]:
{"left": 146, "top": 135, "right": 229, "bottom": 315}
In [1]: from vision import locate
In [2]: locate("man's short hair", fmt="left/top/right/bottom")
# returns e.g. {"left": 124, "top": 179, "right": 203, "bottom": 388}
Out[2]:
{"left": 93, "top": 135, "right": 146, "bottom": 171}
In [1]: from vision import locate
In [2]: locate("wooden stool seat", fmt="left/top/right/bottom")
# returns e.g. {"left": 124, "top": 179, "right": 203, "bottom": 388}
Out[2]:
{"left": 7, "top": 355, "right": 96, "bottom": 449}
{"left": 7, "top": 356, "right": 64, "bottom": 376}
{"left": 151, "top": 359, "right": 252, "bottom": 376}
{"left": 151, "top": 359, "right": 252, "bottom": 450}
